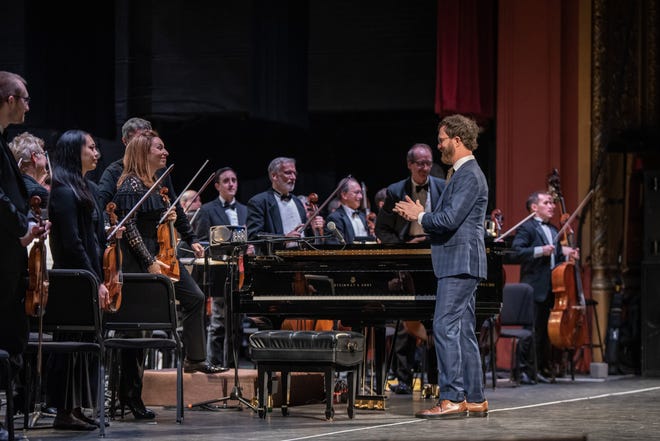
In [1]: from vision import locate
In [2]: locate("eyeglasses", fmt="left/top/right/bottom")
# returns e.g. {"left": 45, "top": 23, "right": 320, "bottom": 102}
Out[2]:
{"left": 11, "top": 95, "right": 30, "bottom": 105}
{"left": 413, "top": 160, "right": 433, "bottom": 168}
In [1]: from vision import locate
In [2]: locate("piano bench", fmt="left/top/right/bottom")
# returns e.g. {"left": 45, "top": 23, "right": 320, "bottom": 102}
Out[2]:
{"left": 249, "top": 330, "right": 364, "bottom": 420}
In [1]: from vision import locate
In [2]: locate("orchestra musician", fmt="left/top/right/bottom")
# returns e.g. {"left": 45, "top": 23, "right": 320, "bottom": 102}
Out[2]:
{"left": 246, "top": 157, "right": 324, "bottom": 247}
{"left": 509, "top": 191, "right": 580, "bottom": 382}
{"left": 194, "top": 166, "right": 249, "bottom": 367}
{"left": 0, "top": 71, "right": 50, "bottom": 440}
{"left": 375, "top": 143, "right": 445, "bottom": 395}
{"left": 111, "top": 130, "right": 225, "bottom": 420}
{"left": 325, "top": 177, "right": 374, "bottom": 244}
{"left": 47, "top": 129, "right": 109, "bottom": 430}
{"left": 9, "top": 132, "right": 53, "bottom": 269}
{"left": 180, "top": 189, "right": 202, "bottom": 228}
{"left": 394, "top": 114, "right": 489, "bottom": 419}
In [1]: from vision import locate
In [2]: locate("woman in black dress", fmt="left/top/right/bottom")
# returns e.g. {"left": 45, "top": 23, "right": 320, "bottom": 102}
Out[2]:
{"left": 47, "top": 129, "right": 109, "bottom": 430}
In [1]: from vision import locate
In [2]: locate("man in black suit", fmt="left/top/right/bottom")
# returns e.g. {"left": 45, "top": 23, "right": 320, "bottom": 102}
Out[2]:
{"left": 375, "top": 143, "right": 445, "bottom": 395}
{"left": 0, "top": 71, "right": 48, "bottom": 440}
{"left": 325, "top": 177, "right": 374, "bottom": 244}
{"left": 195, "top": 167, "right": 249, "bottom": 366}
{"left": 246, "top": 157, "right": 324, "bottom": 247}
{"left": 510, "top": 191, "right": 579, "bottom": 380}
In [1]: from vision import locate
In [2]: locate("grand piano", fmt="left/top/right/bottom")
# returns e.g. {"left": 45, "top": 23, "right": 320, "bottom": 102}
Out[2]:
{"left": 237, "top": 240, "right": 504, "bottom": 398}
{"left": 239, "top": 241, "right": 503, "bottom": 328}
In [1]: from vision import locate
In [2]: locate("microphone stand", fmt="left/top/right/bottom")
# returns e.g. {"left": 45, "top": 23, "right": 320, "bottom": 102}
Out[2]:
{"left": 187, "top": 245, "right": 258, "bottom": 412}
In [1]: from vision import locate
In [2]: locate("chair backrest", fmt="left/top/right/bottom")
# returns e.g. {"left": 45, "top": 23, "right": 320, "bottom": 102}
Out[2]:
{"left": 35, "top": 269, "right": 101, "bottom": 334}
{"left": 500, "top": 283, "right": 535, "bottom": 327}
{"left": 102, "top": 273, "right": 178, "bottom": 333}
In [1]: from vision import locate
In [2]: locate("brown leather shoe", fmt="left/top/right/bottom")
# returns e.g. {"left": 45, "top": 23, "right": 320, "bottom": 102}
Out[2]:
{"left": 466, "top": 400, "right": 488, "bottom": 417}
{"left": 414, "top": 400, "right": 467, "bottom": 419}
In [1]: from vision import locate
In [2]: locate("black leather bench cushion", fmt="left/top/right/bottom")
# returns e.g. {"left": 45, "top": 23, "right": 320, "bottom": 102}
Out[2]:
{"left": 249, "top": 330, "right": 364, "bottom": 366}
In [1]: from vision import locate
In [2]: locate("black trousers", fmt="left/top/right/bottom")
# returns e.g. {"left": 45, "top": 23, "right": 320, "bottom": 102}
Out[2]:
{"left": 119, "top": 267, "right": 206, "bottom": 400}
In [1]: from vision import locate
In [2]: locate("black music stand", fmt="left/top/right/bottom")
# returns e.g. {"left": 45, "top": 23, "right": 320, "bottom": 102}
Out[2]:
{"left": 188, "top": 244, "right": 258, "bottom": 412}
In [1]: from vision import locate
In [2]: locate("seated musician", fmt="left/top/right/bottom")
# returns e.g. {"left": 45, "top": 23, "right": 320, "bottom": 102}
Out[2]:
{"left": 375, "top": 143, "right": 445, "bottom": 395}
{"left": 325, "top": 177, "right": 375, "bottom": 244}
{"left": 180, "top": 188, "right": 202, "bottom": 229}
{"left": 194, "top": 167, "right": 249, "bottom": 367}
{"left": 246, "top": 157, "right": 330, "bottom": 331}
{"left": 246, "top": 156, "right": 324, "bottom": 248}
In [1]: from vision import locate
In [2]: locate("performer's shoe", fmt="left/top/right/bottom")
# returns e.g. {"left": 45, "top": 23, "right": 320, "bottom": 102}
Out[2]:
{"left": 73, "top": 408, "right": 109, "bottom": 427}
{"left": 389, "top": 382, "right": 412, "bottom": 395}
{"left": 121, "top": 398, "right": 156, "bottom": 420}
{"left": 53, "top": 413, "right": 97, "bottom": 431}
{"left": 414, "top": 400, "right": 467, "bottom": 419}
{"left": 466, "top": 400, "right": 489, "bottom": 417}
{"left": 184, "top": 359, "right": 229, "bottom": 374}
{"left": 0, "top": 424, "right": 8, "bottom": 441}
{"left": 519, "top": 372, "right": 536, "bottom": 385}
{"left": 535, "top": 372, "right": 552, "bottom": 384}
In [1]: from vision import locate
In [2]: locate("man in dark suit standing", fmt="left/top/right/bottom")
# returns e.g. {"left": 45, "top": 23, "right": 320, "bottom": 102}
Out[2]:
{"left": 0, "top": 71, "right": 48, "bottom": 440}
{"left": 246, "top": 157, "right": 324, "bottom": 247}
{"left": 375, "top": 143, "right": 445, "bottom": 395}
{"left": 509, "top": 191, "right": 579, "bottom": 380}
{"left": 195, "top": 167, "right": 248, "bottom": 366}
{"left": 395, "top": 114, "right": 488, "bottom": 418}
{"left": 325, "top": 177, "right": 373, "bottom": 244}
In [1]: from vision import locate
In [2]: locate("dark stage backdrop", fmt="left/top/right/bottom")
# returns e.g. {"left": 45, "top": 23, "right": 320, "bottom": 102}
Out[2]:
{"left": 2, "top": 0, "right": 497, "bottom": 212}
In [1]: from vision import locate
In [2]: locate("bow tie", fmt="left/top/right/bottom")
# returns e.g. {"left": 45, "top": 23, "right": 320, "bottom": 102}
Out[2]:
{"left": 223, "top": 201, "right": 236, "bottom": 210}
{"left": 351, "top": 210, "right": 360, "bottom": 218}
{"left": 415, "top": 183, "right": 429, "bottom": 193}
{"left": 537, "top": 219, "right": 550, "bottom": 226}
{"left": 278, "top": 193, "right": 292, "bottom": 202}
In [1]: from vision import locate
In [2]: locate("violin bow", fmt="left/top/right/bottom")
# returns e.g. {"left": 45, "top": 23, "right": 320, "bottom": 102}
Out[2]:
{"left": 552, "top": 189, "right": 594, "bottom": 244}
{"left": 183, "top": 171, "right": 216, "bottom": 214}
{"left": 158, "top": 159, "right": 210, "bottom": 225}
{"left": 300, "top": 174, "right": 353, "bottom": 231}
{"left": 107, "top": 164, "right": 175, "bottom": 241}
{"left": 494, "top": 212, "right": 535, "bottom": 242}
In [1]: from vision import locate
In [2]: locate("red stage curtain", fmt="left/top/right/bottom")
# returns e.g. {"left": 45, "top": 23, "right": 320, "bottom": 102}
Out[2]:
{"left": 435, "top": 0, "right": 495, "bottom": 118}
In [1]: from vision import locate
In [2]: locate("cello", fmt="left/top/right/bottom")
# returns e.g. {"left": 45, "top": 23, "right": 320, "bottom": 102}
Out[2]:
{"left": 156, "top": 187, "right": 181, "bottom": 282}
{"left": 103, "top": 202, "right": 123, "bottom": 312}
{"left": 546, "top": 170, "right": 587, "bottom": 351}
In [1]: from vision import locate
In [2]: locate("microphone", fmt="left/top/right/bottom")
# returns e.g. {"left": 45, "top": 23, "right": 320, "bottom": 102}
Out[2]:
{"left": 326, "top": 221, "right": 345, "bottom": 245}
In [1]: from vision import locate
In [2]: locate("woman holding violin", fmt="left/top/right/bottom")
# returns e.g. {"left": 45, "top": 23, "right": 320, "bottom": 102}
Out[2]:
{"left": 510, "top": 190, "right": 579, "bottom": 381}
{"left": 113, "top": 131, "right": 223, "bottom": 419}
{"left": 47, "top": 129, "right": 109, "bottom": 430}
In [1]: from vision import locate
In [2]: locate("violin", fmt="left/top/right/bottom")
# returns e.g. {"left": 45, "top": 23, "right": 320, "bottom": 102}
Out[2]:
{"left": 547, "top": 169, "right": 586, "bottom": 350}
{"left": 305, "top": 193, "right": 324, "bottom": 239}
{"left": 156, "top": 187, "right": 181, "bottom": 282}
{"left": 103, "top": 202, "right": 123, "bottom": 312}
{"left": 26, "top": 195, "right": 49, "bottom": 317}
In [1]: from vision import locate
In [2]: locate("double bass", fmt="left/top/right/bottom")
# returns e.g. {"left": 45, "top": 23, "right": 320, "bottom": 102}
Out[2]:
{"left": 546, "top": 170, "right": 586, "bottom": 350}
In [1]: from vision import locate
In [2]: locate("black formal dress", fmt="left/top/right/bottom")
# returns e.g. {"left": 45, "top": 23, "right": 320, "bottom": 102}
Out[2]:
{"left": 113, "top": 175, "right": 206, "bottom": 401}
{"left": 46, "top": 180, "right": 105, "bottom": 410}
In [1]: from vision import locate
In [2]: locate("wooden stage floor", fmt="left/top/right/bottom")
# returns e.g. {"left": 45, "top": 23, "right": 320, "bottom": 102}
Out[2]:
{"left": 5, "top": 373, "right": 660, "bottom": 441}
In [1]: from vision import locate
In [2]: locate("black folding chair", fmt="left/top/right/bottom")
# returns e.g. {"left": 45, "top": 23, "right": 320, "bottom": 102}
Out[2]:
{"left": 0, "top": 349, "right": 15, "bottom": 441}
{"left": 497, "top": 283, "right": 537, "bottom": 386}
{"left": 103, "top": 273, "right": 183, "bottom": 423}
{"left": 23, "top": 269, "right": 106, "bottom": 436}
